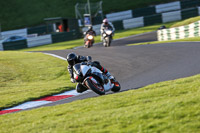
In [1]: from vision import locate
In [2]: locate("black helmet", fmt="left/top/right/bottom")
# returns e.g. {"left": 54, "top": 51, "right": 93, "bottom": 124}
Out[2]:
{"left": 88, "top": 26, "right": 93, "bottom": 30}
{"left": 67, "top": 52, "right": 77, "bottom": 66}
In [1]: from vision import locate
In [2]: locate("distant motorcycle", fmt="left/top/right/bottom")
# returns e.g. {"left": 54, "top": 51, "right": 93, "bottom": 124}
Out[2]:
{"left": 84, "top": 33, "right": 94, "bottom": 48}
{"left": 73, "top": 62, "right": 121, "bottom": 95}
{"left": 102, "top": 29, "right": 113, "bottom": 47}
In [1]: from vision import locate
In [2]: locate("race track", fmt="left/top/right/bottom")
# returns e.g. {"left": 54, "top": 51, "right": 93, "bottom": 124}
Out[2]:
{"left": 34, "top": 32, "right": 200, "bottom": 108}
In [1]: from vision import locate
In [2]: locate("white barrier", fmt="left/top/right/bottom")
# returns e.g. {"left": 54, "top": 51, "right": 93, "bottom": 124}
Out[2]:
{"left": 156, "top": 1, "right": 181, "bottom": 13}
{"left": 106, "top": 10, "right": 132, "bottom": 22}
{"left": 162, "top": 10, "right": 181, "bottom": 23}
{"left": 27, "top": 34, "right": 52, "bottom": 48}
{"left": 1, "top": 28, "right": 27, "bottom": 39}
{"left": 157, "top": 20, "right": 200, "bottom": 41}
{"left": 179, "top": 26, "right": 185, "bottom": 39}
{"left": 123, "top": 17, "right": 144, "bottom": 29}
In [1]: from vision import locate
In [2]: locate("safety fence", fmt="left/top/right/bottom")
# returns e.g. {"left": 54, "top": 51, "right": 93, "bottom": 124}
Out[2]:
{"left": 27, "top": 34, "right": 52, "bottom": 48}
{"left": 0, "top": 30, "right": 78, "bottom": 50}
{"left": 1, "top": 28, "right": 27, "bottom": 39}
{"left": 1, "top": 0, "right": 200, "bottom": 50}
{"left": 162, "top": 10, "right": 182, "bottom": 23}
{"left": 155, "top": 1, "right": 181, "bottom": 13}
{"left": 105, "top": 0, "right": 200, "bottom": 23}
{"left": 82, "top": 6, "right": 200, "bottom": 35}
{"left": 106, "top": 10, "right": 133, "bottom": 22}
{"left": 157, "top": 21, "right": 200, "bottom": 41}
{"left": 123, "top": 17, "right": 144, "bottom": 29}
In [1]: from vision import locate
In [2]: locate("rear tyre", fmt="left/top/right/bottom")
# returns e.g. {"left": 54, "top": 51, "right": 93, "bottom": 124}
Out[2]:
{"left": 85, "top": 78, "right": 105, "bottom": 95}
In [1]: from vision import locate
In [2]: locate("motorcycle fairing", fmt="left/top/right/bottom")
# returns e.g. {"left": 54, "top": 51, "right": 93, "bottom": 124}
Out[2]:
{"left": 80, "top": 64, "right": 114, "bottom": 92}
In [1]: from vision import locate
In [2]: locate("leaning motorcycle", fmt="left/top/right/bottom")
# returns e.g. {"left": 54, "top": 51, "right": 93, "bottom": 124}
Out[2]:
{"left": 84, "top": 33, "right": 94, "bottom": 48}
{"left": 73, "top": 62, "right": 120, "bottom": 95}
{"left": 102, "top": 29, "right": 113, "bottom": 47}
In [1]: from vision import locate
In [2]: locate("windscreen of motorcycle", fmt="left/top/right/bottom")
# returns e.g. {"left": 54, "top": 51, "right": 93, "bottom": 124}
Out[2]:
{"left": 73, "top": 64, "right": 81, "bottom": 75}
{"left": 105, "top": 30, "right": 112, "bottom": 35}
{"left": 91, "top": 66, "right": 102, "bottom": 73}
{"left": 81, "top": 65, "right": 91, "bottom": 76}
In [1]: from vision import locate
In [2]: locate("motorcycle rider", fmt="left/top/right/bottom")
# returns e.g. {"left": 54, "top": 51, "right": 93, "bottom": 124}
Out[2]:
{"left": 85, "top": 26, "right": 96, "bottom": 36}
{"left": 67, "top": 52, "right": 115, "bottom": 93}
{"left": 84, "top": 26, "right": 96, "bottom": 45}
{"left": 100, "top": 18, "right": 115, "bottom": 41}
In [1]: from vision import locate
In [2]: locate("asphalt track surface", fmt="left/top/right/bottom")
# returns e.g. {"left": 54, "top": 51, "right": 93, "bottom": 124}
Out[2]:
{"left": 32, "top": 31, "right": 200, "bottom": 108}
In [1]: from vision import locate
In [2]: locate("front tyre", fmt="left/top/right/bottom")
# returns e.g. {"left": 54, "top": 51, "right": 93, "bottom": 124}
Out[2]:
{"left": 107, "top": 37, "right": 111, "bottom": 47}
{"left": 105, "top": 37, "right": 109, "bottom": 47}
{"left": 85, "top": 78, "right": 105, "bottom": 95}
{"left": 85, "top": 41, "right": 90, "bottom": 48}
{"left": 103, "top": 39, "right": 107, "bottom": 47}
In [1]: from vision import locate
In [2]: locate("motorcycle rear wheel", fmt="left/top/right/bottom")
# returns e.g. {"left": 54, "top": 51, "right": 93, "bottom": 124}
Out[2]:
{"left": 85, "top": 78, "right": 105, "bottom": 95}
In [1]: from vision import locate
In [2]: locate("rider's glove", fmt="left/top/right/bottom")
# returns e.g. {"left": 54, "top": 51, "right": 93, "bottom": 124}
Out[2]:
{"left": 71, "top": 78, "right": 76, "bottom": 83}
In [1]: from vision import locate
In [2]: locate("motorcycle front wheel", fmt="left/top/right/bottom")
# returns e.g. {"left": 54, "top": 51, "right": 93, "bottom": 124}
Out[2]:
{"left": 84, "top": 42, "right": 90, "bottom": 48}
{"left": 104, "top": 37, "right": 111, "bottom": 47}
{"left": 85, "top": 78, "right": 105, "bottom": 95}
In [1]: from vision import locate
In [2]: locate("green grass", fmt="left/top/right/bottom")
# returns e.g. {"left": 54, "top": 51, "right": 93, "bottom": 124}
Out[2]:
{"left": 170, "top": 16, "right": 200, "bottom": 28}
{"left": 0, "top": 0, "right": 176, "bottom": 31}
{"left": 0, "top": 51, "right": 74, "bottom": 110}
{"left": 21, "top": 22, "right": 176, "bottom": 51}
{"left": 128, "top": 36, "right": 200, "bottom": 46}
{"left": 0, "top": 74, "right": 200, "bottom": 132}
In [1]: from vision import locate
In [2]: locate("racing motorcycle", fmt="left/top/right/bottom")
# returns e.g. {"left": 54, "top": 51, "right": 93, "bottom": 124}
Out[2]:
{"left": 73, "top": 62, "right": 120, "bottom": 95}
{"left": 84, "top": 33, "right": 94, "bottom": 48}
{"left": 102, "top": 29, "right": 113, "bottom": 47}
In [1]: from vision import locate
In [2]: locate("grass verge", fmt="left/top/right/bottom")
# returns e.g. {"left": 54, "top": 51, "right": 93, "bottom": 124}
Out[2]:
{"left": 0, "top": 74, "right": 200, "bottom": 132}
{"left": 20, "top": 21, "right": 176, "bottom": 51}
{"left": 0, "top": 51, "right": 74, "bottom": 110}
{"left": 170, "top": 16, "right": 200, "bottom": 28}
{"left": 128, "top": 36, "right": 200, "bottom": 46}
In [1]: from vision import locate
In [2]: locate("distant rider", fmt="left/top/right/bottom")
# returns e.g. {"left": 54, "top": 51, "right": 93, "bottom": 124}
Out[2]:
{"left": 67, "top": 52, "right": 114, "bottom": 93}
{"left": 100, "top": 18, "right": 115, "bottom": 41}
{"left": 85, "top": 26, "right": 96, "bottom": 36}
{"left": 84, "top": 26, "right": 96, "bottom": 44}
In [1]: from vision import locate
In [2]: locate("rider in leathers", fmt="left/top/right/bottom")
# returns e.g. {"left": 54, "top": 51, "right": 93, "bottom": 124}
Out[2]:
{"left": 84, "top": 26, "right": 96, "bottom": 45}
{"left": 100, "top": 18, "right": 115, "bottom": 41}
{"left": 67, "top": 52, "right": 114, "bottom": 93}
